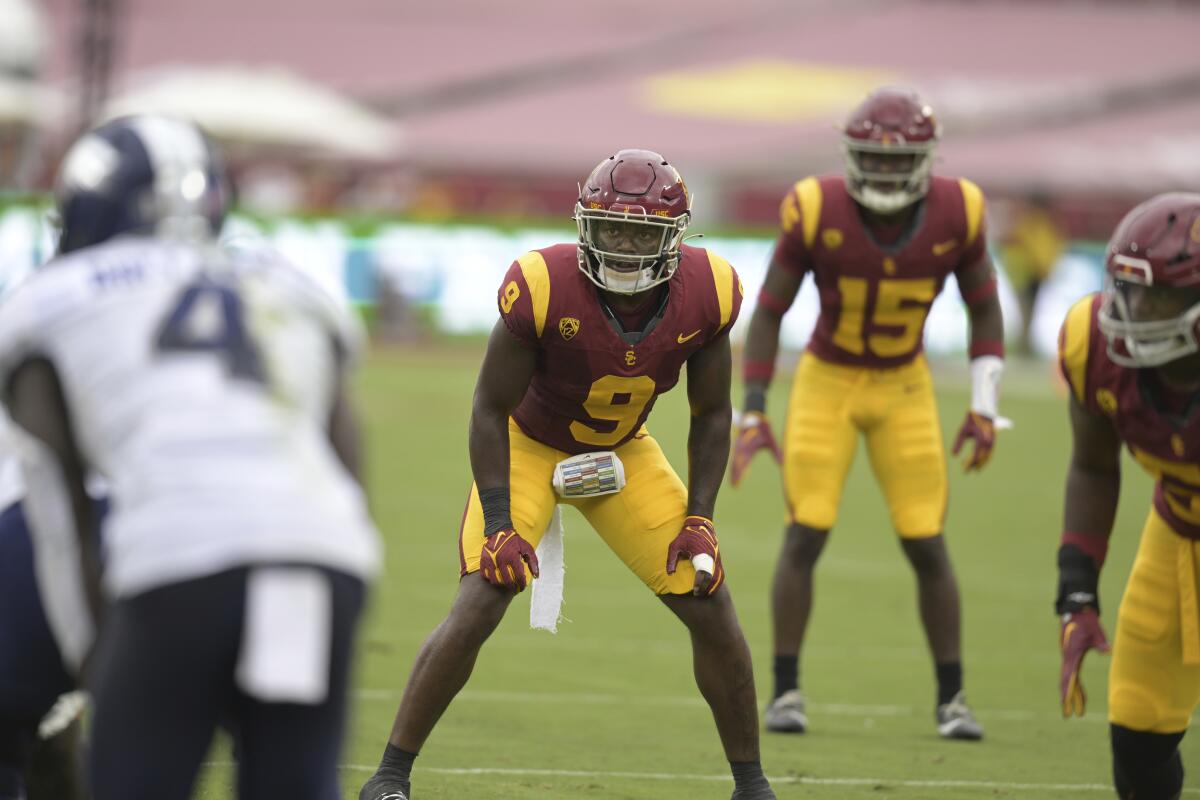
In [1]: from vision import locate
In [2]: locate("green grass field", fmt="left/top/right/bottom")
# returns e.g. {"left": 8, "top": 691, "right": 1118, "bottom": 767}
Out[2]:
{"left": 200, "top": 345, "right": 1197, "bottom": 799}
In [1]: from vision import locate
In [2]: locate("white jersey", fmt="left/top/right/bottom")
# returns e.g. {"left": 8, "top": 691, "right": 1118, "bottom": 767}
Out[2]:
{"left": 0, "top": 413, "right": 24, "bottom": 510}
{"left": 0, "top": 235, "right": 380, "bottom": 598}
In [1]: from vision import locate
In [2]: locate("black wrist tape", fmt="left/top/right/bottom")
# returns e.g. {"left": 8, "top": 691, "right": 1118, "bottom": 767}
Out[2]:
{"left": 744, "top": 390, "right": 767, "bottom": 414}
{"left": 478, "top": 487, "right": 513, "bottom": 537}
{"left": 1056, "top": 543, "right": 1100, "bottom": 615}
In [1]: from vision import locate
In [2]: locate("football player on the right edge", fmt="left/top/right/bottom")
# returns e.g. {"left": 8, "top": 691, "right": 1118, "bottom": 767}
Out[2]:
{"left": 730, "top": 87, "right": 1005, "bottom": 740}
{"left": 1056, "top": 192, "right": 1200, "bottom": 800}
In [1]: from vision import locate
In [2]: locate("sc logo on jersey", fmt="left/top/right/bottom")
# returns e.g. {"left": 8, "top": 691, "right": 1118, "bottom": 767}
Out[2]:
{"left": 1096, "top": 388, "right": 1119, "bottom": 416}
{"left": 559, "top": 317, "right": 580, "bottom": 341}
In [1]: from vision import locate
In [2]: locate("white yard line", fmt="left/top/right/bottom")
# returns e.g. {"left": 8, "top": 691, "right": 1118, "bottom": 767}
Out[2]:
{"left": 203, "top": 760, "right": 1198, "bottom": 794}
{"left": 333, "top": 764, "right": 1198, "bottom": 795}
{"left": 355, "top": 687, "right": 1110, "bottom": 723}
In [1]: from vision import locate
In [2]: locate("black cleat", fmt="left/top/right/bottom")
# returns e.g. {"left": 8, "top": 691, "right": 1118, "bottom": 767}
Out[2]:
{"left": 731, "top": 780, "right": 776, "bottom": 799}
{"left": 359, "top": 773, "right": 410, "bottom": 800}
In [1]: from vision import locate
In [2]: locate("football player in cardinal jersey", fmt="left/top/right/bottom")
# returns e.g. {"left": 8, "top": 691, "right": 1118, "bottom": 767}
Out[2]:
{"left": 0, "top": 115, "right": 380, "bottom": 799}
{"left": 731, "top": 88, "right": 1005, "bottom": 740}
{"left": 360, "top": 150, "right": 775, "bottom": 800}
{"left": 1056, "top": 193, "right": 1200, "bottom": 800}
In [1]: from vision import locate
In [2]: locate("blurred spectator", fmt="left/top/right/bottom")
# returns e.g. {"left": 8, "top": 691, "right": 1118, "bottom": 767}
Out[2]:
{"left": 1000, "top": 191, "right": 1067, "bottom": 355}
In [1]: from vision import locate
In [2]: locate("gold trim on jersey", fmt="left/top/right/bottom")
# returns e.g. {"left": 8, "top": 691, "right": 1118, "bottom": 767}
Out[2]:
{"left": 707, "top": 251, "right": 737, "bottom": 332}
{"left": 1059, "top": 295, "right": 1095, "bottom": 407}
{"left": 958, "top": 178, "right": 986, "bottom": 249}
{"left": 1179, "top": 538, "right": 1200, "bottom": 664}
{"left": 517, "top": 251, "right": 551, "bottom": 337}
{"left": 796, "top": 176, "right": 823, "bottom": 250}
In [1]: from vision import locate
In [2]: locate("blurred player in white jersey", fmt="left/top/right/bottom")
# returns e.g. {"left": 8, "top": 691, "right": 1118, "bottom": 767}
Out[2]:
{"left": 0, "top": 114, "right": 380, "bottom": 800}
{"left": 0, "top": 409, "right": 92, "bottom": 800}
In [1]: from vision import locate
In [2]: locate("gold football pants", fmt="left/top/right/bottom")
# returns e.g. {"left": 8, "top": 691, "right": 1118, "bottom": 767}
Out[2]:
{"left": 1108, "top": 507, "right": 1200, "bottom": 733}
{"left": 458, "top": 420, "right": 698, "bottom": 595}
{"left": 782, "top": 352, "right": 947, "bottom": 538}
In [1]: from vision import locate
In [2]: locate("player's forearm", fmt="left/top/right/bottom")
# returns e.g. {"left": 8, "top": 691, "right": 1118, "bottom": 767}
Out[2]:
{"left": 686, "top": 405, "right": 732, "bottom": 519}
{"left": 966, "top": 295, "right": 1004, "bottom": 356}
{"left": 69, "top": 481, "right": 105, "bottom": 635}
{"left": 328, "top": 385, "right": 363, "bottom": 485}
{"left": 742, "top": 310, "right": 783, "bottom": 412}
{"left": 1064, "top": 463, "right": 1119, "bottom": 538}
{"left": 1057, "top": 464, "right": 1119, "bottom": 613}
{"left": 468, "top": 404, "right": 511, "bottom": 492}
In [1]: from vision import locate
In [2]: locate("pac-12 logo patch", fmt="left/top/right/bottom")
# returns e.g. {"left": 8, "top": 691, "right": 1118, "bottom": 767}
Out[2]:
{"left": 1096, "top": 388, "right": 1119, "bottom": 416}
{"left": 822, "top": 228, "right": 844, "bottom": 250}
{"left": 559, "top": 317, "right": 580, "bottom": 341}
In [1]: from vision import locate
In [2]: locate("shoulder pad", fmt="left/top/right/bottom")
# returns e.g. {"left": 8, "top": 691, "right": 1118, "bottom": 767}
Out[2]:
{"left": 1059, "top": 294, "right": 1097, "bottom": 406}
{"left": 780, "top": 177, "right": 823, "bottom": 250}
{"left": 705, "top": 250, "right": 740, "bottom": 333}
{"left": 957, "top": 178, "right": 986, "bottom": 249}
{"left": 516, "top": 250, "right": 551, "bottom": 338}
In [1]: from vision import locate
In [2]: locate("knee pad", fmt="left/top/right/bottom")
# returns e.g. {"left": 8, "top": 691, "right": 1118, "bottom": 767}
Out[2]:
{"left": 1111, "top": 724, "right": 1184, "bottom": 800}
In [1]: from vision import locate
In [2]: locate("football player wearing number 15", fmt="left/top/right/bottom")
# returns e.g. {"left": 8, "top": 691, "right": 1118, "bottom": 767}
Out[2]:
{"left": 731, "top": 88, "right": 1005, "bottom": 740}
{"left": 360, "top": 150, "right": 775, "bottom": 800}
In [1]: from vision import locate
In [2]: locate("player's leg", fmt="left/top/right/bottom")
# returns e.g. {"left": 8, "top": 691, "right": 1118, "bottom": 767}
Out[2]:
{"left": 864, "top": 359, "right": 979, "bottom": 739}
{"left": 234, "top": 567, "right": 365, "bottom": 800}
{"left": 24, "top": 711, "right": 85, "bottom": 800}
{"left": 771, "top": 354, "right": 860, "bottom": 730}
{"left": 88, "top": 569, "right": 245, "bottom": 800}
{"left": 579, "top": 435, "right": 773, "bottom": 800}
{"left": 360, "top": 423, "right": 559, "bottom": 800}
{"left": 1111, "top": 726, "right": 1185, "bottom": 800}
{"left": 661, "top": 591, "right": 773, "bottom": 799}
{"left": 0, "top": 502, "right": 78, "bottom": 799}
{"left": 1107, "top": 509, "right": 1200, "bottom": 799}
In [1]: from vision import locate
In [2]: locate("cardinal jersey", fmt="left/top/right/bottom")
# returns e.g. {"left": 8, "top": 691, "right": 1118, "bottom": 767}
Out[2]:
{"left": 497, "top": 243, "right": 743, "bottom": 454}
{"left": 774, "top": 174, "right": 987, "bottom": 368}
{"left": 0, "top": 237, "right": 380, "bottom": 599}
{"left": 1060, "top": 294, "right": 1200, "bottom": 540}
{"left": 1060, "top": 294, "right": 1200, "bottom": 732}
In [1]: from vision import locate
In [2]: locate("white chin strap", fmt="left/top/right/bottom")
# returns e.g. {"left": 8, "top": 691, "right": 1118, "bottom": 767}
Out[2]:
{"left": 856, "top": 185, "right": 921, "bottom": 214}
{"left": 600, "top": 264, "right": 659, "bottom": 294}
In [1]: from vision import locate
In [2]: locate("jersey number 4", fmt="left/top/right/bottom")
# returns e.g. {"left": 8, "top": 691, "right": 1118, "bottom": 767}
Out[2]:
{"left": 156, "top": 281, "right": 266, "bottom": 382}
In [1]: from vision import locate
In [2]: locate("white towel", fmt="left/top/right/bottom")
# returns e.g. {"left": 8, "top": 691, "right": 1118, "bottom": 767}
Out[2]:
{"left": 530, "top": 506, "right": 565, "bottom": 633}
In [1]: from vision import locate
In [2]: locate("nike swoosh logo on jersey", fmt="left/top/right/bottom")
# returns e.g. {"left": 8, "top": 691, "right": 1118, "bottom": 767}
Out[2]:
{"left": 932, "top": 239, "right": 958, "bottom": 256}
{"left": 677, "top": 330, "right": 701, "bottom": 344}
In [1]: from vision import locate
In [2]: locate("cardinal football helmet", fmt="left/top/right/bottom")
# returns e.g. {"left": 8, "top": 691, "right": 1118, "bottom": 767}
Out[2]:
{"left": 842, "top": 87, "right": 940, "bottom": 215}
{"left": 574, "top": 148, "right": 691, "bottom": 295}
{"left": 1098, "top": 192, "right": 1200, "bottom": 368}
{"left": 54, "top": 114, "right": 229, "bottom": 255}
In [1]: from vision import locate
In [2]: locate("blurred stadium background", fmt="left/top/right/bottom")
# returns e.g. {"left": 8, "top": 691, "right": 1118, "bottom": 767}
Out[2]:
{"left": 3, "top": 0, "right": 1199, "bottom": 797}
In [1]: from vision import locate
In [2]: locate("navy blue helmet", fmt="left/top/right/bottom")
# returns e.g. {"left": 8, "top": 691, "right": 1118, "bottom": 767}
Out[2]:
{"left": 53, "top": 115, "right": 229, "bottom": 255}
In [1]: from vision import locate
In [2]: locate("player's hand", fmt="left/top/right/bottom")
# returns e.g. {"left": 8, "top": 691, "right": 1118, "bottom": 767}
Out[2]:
{"left": 952, "top": 411, "right": 996, "bottom": 472}
{"left": 666, "top": 516, "right": 725, "bottom": 597}
{"left": 730, "top": 411, "right": 783, "bottom": 487}
{"left": 1060, "top": 607, "right": 1111, "bottom": 717}
{"left": 480, "top": 528, "right": 540, "bottom": 592}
